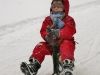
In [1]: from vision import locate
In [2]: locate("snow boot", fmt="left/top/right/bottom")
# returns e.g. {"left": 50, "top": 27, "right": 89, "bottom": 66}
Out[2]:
{"left": 20, "top": 58, "right": 41, "bottom": 75}
{"left": 60, "top": 59, "right": 74, "bottom": 75}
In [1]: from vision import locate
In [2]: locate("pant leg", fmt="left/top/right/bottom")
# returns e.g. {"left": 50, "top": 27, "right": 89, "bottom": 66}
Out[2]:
{"left": 30, "top": 42, "right": 52, "bottom": 64}
{"left": 60, "top": 40, "right": 75, "bottom": 62}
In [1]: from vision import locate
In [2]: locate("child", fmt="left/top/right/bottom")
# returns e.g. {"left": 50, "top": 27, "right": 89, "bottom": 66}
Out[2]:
{"left": 20, "top": 0, "right": 76, "bottom": 75}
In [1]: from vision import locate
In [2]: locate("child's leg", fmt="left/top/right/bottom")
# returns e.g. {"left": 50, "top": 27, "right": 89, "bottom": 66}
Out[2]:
{"left": 30, "top": 42, "right": 52, "bottom": 64}
{"left": 20, "top": 42, "right": 52, "bottom": 75}
{"left": 60, "top": 40, "right": 75, "bottom": 62}
{"left": 59, "top": 40, "right": 75, "bottom": 75}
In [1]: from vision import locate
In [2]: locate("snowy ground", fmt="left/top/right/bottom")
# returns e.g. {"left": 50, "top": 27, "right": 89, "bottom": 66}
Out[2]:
{"left": 0, "top": 0, "right": 100, "bottom": 75}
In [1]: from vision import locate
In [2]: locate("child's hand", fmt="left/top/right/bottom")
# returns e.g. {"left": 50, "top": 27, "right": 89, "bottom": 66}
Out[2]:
{"left": 45, "top": 30, "right": 56, "bottom": 43}
{"left": 45, "top": 29, "right": 60, "bottom": 43}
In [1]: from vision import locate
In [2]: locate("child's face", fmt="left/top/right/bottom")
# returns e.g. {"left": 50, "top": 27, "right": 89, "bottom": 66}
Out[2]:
{"left": 52, "top": 7, "right": 63, "bottom": 12}
{"left": 51, "top": 1, "right": 64, "bottom": 12}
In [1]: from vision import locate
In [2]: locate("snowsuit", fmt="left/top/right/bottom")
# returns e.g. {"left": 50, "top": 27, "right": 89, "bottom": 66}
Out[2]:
{"left": 30, "top": 0, "right": 76, "bottom": 64}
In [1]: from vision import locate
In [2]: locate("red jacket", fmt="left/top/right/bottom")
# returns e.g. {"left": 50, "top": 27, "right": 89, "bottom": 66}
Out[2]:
{"left": 40, "top": 16, "right": 76, "bottom": 43}
{"left": 40, "top": 0, "right": 76, "bottom": 44}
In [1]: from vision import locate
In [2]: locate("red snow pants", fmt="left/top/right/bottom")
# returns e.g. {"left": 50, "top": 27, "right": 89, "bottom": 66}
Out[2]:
{"left": 30, "top": 40, "right": 75, "bottom": 64}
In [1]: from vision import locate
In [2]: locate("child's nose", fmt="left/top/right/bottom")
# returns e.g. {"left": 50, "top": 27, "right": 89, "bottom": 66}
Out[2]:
{"left": 54, "top": 7, "right": 58, "bottom": 9}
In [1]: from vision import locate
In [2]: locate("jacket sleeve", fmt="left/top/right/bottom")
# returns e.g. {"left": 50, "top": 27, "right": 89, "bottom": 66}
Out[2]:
{"left": 58, "top": 17, "right": 76, "bottom": 39}
{"left": 40, "top": 17, "right": 49, "bottom": 41}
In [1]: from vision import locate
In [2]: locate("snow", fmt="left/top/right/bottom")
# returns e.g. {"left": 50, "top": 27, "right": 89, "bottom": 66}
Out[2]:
{"left": 0, "top": 0, "right": 100, "bottom": 75}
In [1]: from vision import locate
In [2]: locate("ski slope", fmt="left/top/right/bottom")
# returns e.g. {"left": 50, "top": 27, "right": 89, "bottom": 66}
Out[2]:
{"left": 0, "top": 0, "right": 100, "bottom": 75}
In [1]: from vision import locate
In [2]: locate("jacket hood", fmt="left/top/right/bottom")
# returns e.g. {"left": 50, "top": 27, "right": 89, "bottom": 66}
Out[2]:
{"left": 50, "top": 0, "right": 69, "bottom": 16}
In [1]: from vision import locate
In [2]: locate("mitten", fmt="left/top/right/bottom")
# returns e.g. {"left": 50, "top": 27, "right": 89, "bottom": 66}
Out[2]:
{"left": 45, "top": 29, "right": 60, "bottom": 43}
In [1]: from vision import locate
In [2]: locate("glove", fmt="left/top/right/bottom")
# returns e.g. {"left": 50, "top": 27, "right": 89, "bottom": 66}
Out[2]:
{"left": 45, "top": 29, "right": 60, "bottom": 43}
{"left": 51, "top": 29, "right": 60, "bottom": 38}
